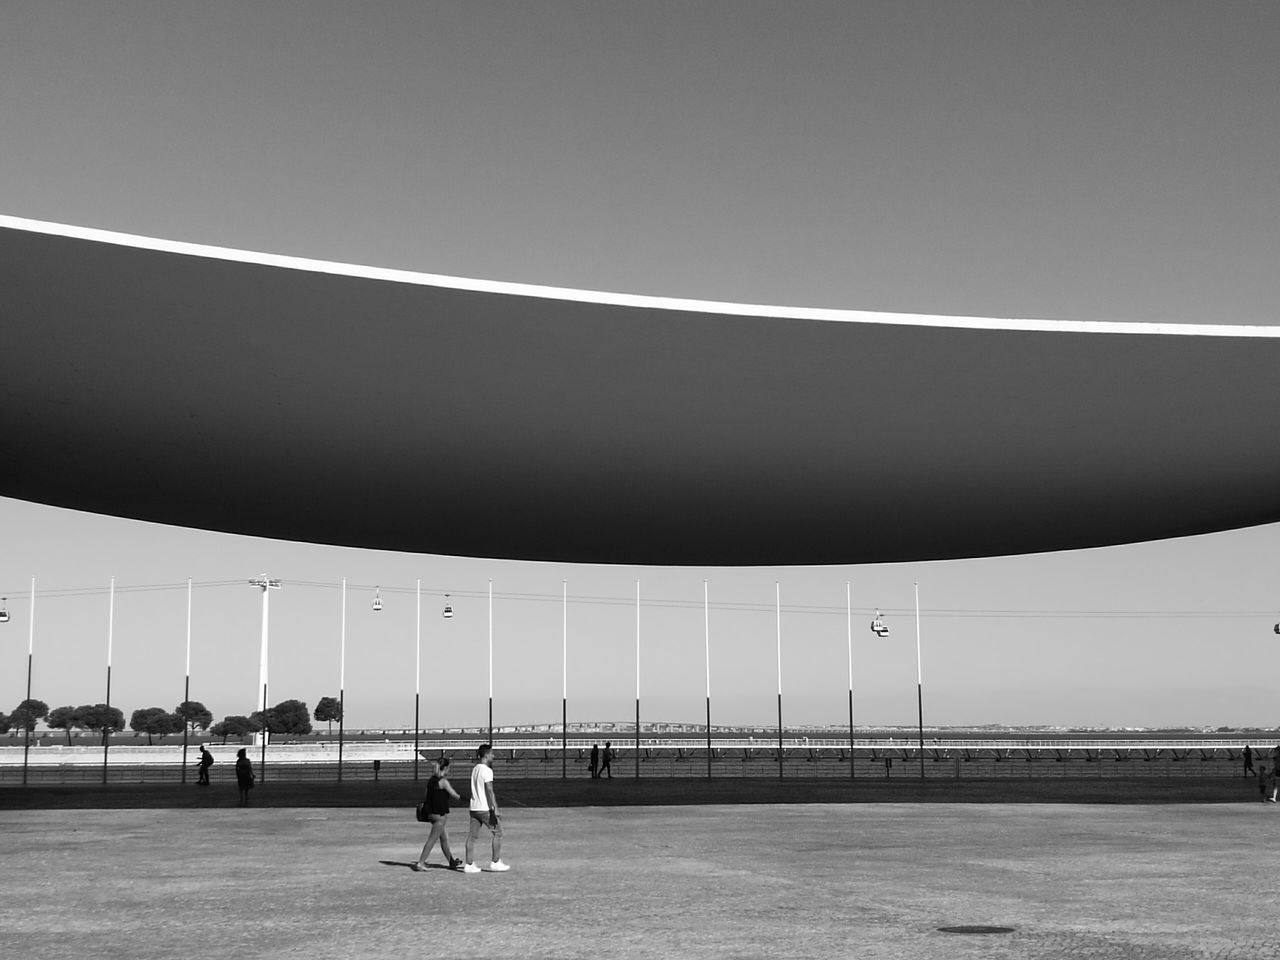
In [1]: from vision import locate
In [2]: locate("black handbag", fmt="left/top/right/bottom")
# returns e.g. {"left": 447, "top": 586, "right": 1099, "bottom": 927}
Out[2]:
{"left": 415, "top": 802, "right": 429, "bottom": 822}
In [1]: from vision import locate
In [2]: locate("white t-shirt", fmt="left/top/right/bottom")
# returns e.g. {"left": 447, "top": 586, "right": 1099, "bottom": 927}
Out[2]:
{"left": 469, "top": 762, "right": 494, "bottom": 812}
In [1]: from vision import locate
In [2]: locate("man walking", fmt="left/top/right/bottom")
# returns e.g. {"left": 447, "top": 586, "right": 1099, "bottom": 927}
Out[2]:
{"left": 1243, "top": 744, "right": 1255, "bottom": 778}
{"left": 464, "top": 743, "right": 510, "bottom": 873}
{"left": 197, "top": 745, "right": 214, "bottom": 785}
{"left": 599, "top": 741, "right": 614, "bottom": 779}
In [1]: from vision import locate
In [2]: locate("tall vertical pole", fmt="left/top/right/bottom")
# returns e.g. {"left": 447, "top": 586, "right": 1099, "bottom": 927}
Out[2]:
{"left": 338, "top": 578, "right": 346, "bottom": 782}
{"left": 414, "top": 578, "right": 421, "bottom": 781}
{"left": 248, "top": 577, "right": 281, "bottom": 782}
{"left": 259, "top": 579, "right": 270, "bottom": 783}
{"left": 704, "top": 579, "right": 711, "bottom": 778}
{"left": 182, "top": 578, "right": 191, "bottom": 784}
{"left": 103, "top": 577, "right": 114, "bottom": 784}
{"left": 776, "top": 581, "right": 784, "bottom": 780}
{"left": 915, "top": 580, "right": 924, "bottom": 779}
{"left": 22, "top": 577, "right": 35, "bottom": 786}
{"left": 635, "top": 579, "right": 641, "bottom": 779}
{"left": 488, "top": 579, "right": 494, "bottom": 745}
{"left": 561, "top": 579, "right": 567, "bottom": 779}
{"left": 847, "top": 581, "right": 854, "bottom": 780}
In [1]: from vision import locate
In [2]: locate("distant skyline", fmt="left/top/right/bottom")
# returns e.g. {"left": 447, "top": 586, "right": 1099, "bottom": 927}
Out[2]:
{"left": 2, "top": 3, "right": 1279, "bottom": 728}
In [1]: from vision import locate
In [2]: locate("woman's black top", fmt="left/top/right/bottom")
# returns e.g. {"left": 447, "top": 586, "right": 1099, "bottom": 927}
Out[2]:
{"left": 426, "top": 774, "right": 450, "bottom": 815}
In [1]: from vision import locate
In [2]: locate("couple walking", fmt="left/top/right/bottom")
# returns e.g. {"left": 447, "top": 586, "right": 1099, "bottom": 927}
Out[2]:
{"left": 589, "top": 741, "right": 614, "bottom": 779}
{"left": 414, "top": 744, "right": 510, "bottom": 873}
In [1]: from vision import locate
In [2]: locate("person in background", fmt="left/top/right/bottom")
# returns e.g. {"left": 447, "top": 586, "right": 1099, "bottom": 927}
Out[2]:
{"left": 197, "top": 745, "right": 214, "bottom": 785}
{"left": 599, "top": 741, "right": 614, "bottom": 779}
{"left": 235, "top": 748, "right": 254, "bottom": 806}
{"left": 589, "top": 743, "right": 599, "bottom": 779}
{"left": 1243, "top": 744, "right": 1255, "bottom": 778}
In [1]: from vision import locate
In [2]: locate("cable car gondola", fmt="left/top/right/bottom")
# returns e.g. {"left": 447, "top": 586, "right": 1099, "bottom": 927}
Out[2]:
{"left": 372, "top": 586, "right": 383, "bottom": 613}
{"left": 869, "top": 610, "right": 889, "bottom": 638}
{"left": 442, "top": 594, "right": 454, "bottom": 619}
{"left": 0, "top": 598, "right": 8, "bottom": 624}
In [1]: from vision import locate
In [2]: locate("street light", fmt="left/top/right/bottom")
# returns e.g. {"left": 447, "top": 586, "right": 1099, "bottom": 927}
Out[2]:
{"left": 248, "top": 575, "right": 281, "bottom": 781}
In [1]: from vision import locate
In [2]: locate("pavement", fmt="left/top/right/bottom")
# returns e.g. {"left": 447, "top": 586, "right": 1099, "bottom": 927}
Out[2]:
{"left": 3, "top": 792, "right": 1278, "bottom": 959}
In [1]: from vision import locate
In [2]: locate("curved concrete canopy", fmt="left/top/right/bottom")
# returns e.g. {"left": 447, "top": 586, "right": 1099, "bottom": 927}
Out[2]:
{"left": 3, "top": 215, "right": 1280, "bottom": 566}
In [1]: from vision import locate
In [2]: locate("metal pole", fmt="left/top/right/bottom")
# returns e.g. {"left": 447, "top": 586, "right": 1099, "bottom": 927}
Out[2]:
{"left": 22, "top": 577, "right": 34, "bottom": 786}
{"left": 182, "top": 578, "right": 191, "bottom": 784}
{"left": 704, "top": 579, "right": 711, "bottom": 779}
{"left": 488, "top": 579, "right": 493, "bottom": 746}
{"left": 915, "top": 580, "right": 924, "bottom": 779}
{"left": 561, "top": 579, "right": 567, "bottom": 779}
{"left": 260, "top": 681, "right": 268, "bottom": 783}
{"left": 635, "top": 579, "right": 640, "bottom": 779}
{"left": 338, "top": 578, "right": 345, "bottom": 781}
{"left": 776, "top": 581, "right": 783, "bottom": 781}
{"left": 847, "top": 581, "right": 854, "bottom": 779}
{"left": 103, "top": 577, "right": 114, "bottom": 784}
{"left": 414, "top": 578, "right": 421, "bottom": 782}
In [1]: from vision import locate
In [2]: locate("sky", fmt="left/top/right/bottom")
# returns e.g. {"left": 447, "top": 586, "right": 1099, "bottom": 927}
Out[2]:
{"left": 2, "top": 2, "right": 1279, "bottom": 730}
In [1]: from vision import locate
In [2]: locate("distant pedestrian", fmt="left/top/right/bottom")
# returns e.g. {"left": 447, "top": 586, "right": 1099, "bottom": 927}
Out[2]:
{"left": 1258, "top": 764, "right": 1270, "bottom": 801}
{"left": 197, "top": 746, "right": 214, "bottom": 785}
{"left": 1271, "top": 746, "right": 1280, "bottom": 803}
{"left": 1243, "top": 745, "right": 1255, "bottom": 777}
{"left": 414, "top": 758, "right": 462, "bottom": 871}
{"left": 600, "top": 741, "right": 614, "bottom": 779}
{"left": 464, "top": 743, "right": 509, "bottom": 873}
{"left": 589, "top": 743, "right": 599, "bottom": 778}
{"left": 235, "top": 748, "right": 254, "bottom": 806}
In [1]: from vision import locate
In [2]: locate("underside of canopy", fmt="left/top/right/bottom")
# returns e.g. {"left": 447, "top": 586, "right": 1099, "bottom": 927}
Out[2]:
{"left": 3, "top": 216, "right": 1279, "bottom": 565}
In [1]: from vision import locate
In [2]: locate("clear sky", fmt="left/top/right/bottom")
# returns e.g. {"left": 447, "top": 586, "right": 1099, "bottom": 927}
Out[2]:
{"left": 2, "top": 2, "right": 1278, "bottom": 730}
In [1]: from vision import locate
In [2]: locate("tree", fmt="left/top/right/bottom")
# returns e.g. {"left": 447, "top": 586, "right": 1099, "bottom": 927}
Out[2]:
{"left": 78, "top": 703, "right": 126, "bottom": 744}
{"left": 210, "top": 715, "right": 259, "bottom": 744}
{"left": 46, "top": 705, "right": 83, "bottom": 745}
{"left": 10, "top": 698, "right": 49, "bottom": 733}
{"left": 251, "top": 699, "right": 312, "bottom": 736}
{"left": 0, "top": 712, "right": 10, "bottom": 735}
{"left": 174, "top": 700, "right": 213, "bottom": 736}
{"left": 314, "top": 696, "right": 342, "bottom": 734}
{"left": 130, "top": 707, "right": 183, "bottom": 745}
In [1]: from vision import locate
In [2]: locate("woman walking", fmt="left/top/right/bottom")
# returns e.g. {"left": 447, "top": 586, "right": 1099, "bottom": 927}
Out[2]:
{"left": 414, "top": 758, "right": 463, "bottom": 871}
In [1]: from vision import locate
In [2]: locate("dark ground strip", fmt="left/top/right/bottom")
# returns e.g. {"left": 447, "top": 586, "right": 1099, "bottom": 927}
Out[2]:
{"left": 0, "top": 775, "right": 1260, "bottom": 810}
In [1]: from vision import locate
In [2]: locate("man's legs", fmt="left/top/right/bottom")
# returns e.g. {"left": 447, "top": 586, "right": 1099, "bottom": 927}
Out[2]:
{"left": 466, "top": 813, "right": 483, "bottom": 864}
{"left": 489, "top": 813, "right": 503, "bottom": 863}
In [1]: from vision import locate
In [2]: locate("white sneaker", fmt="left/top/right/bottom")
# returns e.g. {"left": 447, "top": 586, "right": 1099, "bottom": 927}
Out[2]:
{"left": 488, "top": 860, "right": 511, "bottom": 872}
{"left": 462, "top": 862, "right": 482, "bottom": 874}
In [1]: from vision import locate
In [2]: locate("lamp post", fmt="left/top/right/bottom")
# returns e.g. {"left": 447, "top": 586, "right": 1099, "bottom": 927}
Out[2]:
{"left": 775, "top": 581, "right": 784, "bottom": 781}
{"left": 181, "top": 578, "right": 192, "bottom": 784}
{"left": 338, "top": 577, "right": 346, "bottom": 781}
{"left": 846, "top": 581, "right": 854, "bottom": 779}
{"left": 488, "top": 579, "right": 494, "bottom": 746}
{"left": 635, "top": 579, "right": 640, "bottom": 779}
{"left": 414, "top": 578, "right": 421, "bottom": 781}
{"left": 704, "top": 579, "right": 711, "bottom": 779}
{"left": 561, "top": 579, "right": 567, "bottom": 779}
{"left": 915, "top": 581, "right": 924, "bottom": 779}
{"left": 103, "top": 577, "right": 114, "bottom": 784}
{"left": 22, "top": 577, "right": 35, "bottom": 786}
{"left": 248, "top": 575, "right": 280, "bottom": 783}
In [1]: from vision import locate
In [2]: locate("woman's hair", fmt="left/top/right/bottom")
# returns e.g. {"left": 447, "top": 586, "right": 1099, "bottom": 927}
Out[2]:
{"left": 437, "top": 757, "right": 450, "bottom": 770}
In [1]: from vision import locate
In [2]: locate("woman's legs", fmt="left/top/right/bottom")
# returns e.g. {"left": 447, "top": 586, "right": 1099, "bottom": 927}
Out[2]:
{"left": 417, "top": 818, "right": 445, "bottom": 867}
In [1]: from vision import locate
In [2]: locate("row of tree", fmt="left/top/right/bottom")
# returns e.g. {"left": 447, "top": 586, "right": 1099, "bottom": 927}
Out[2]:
{"left": 2, "top": 696, "right": 345, "bottom": 744}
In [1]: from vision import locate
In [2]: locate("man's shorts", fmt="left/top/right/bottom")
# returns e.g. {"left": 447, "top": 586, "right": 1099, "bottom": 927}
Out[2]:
{"left": 468, "top": 810, "right": 503, "bottom": 837}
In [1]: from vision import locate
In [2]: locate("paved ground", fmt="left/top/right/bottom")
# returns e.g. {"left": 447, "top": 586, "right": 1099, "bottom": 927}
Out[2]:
{"left": 4, "top": 799, "right": 1278, "bottom": 959}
